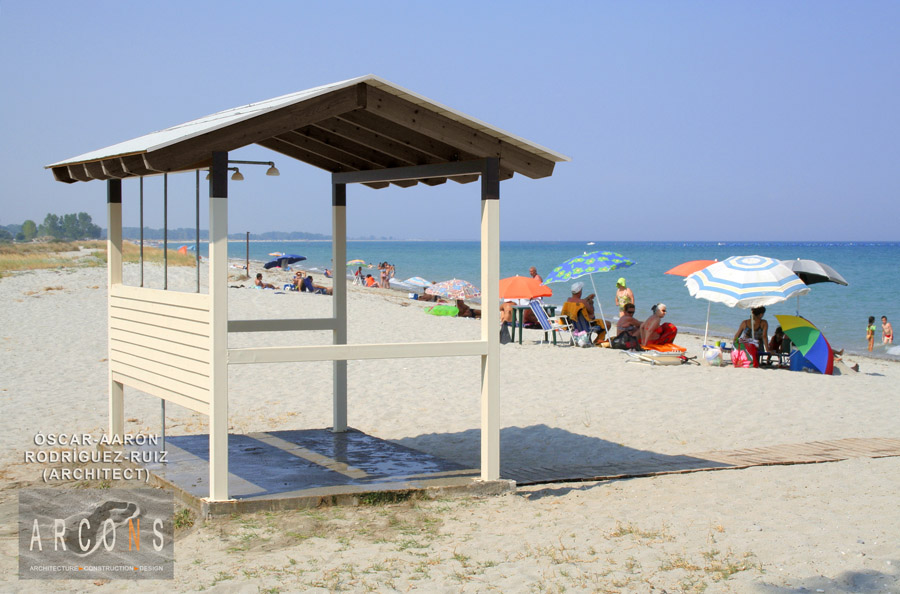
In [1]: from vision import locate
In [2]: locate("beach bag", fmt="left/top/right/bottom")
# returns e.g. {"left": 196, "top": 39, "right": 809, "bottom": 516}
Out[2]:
{"left": 611, "top": 331, "right": 640, "bottom": 350}
{"left": 574, "top": 331, "right": 592, "bottom": 348}
{"left": 500, "top": 322, "right": 512, "bottom": 345}
{"left": 732, "top": 340, "right": 758, "bottom": 368}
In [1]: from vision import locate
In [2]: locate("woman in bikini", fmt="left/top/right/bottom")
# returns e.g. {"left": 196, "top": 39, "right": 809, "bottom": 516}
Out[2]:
{"left": 733, "top": 306, "right": 769, "bottom": 349}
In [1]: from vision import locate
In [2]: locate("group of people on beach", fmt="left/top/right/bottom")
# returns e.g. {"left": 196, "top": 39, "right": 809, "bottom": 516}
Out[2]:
{"left": 611, "top": 279, "right": 677, "bottom": 347}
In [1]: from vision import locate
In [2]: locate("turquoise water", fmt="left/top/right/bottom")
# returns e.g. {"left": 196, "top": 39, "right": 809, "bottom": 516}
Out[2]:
{"left": 198, "top": 240, "right": 898, "bottom": 359}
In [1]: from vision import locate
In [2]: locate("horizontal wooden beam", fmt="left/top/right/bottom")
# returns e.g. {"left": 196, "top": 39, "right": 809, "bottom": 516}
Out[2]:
{"left": 143, "top": 87, "right": 364, "bottom": 173}
{"left": 120, "top": 154, "right": 158, "bottom": 176}
{"left": 67, "top": 164, "right": 91, "bottom": 182}
{"left": 276, "top": 129, "right": 383, "bottom": 171}
{"left": 299, "top": 124, "right": 405, "bottom": 169}
{"left": 313, "top": 116, "right": 426, "bottom": 166}
{"left": 257, "top": 137, "right": 389, "bottom": 190}
{"left": 228, "top": 340, "right": 488, "bottom": 364}
{"left": 365, "top": 86, "right": 556, "bottom": 179}
{"left": 333, "top": 159, "right": 488, "bottom": 185}
{"left": 101, "top": 158, "right": 127, "bottom": 179}
{"left": 228, "top": 318, "right": 337, "bottom": 333}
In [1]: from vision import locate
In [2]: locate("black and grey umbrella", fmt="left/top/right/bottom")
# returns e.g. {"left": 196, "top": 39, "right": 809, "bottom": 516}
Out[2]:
{"left": 780, "top": 259, "right": 848, "bottom": 313}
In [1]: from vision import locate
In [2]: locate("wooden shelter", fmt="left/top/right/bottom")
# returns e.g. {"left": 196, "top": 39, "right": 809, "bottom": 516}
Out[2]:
{"left": 47, "top": 75, "right": 569, "bottom": 501}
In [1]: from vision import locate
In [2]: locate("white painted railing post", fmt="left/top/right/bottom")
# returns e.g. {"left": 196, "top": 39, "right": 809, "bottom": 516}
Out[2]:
{"left": 332, "top": 182, "right": 348, "bottom": 432}
{"left": 480, "top": 159, "right": 501, "bottom": 481}
{"left": 107, "top": 180, "right": 124, "bottom": 441}
{"left": 208, "top": 152, "right": 230, "bottom": 501}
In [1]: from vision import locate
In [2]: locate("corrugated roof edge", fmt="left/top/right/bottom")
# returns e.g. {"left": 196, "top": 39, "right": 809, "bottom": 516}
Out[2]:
{"left": 46, "top": 74, "right": 570, "bottom": 168}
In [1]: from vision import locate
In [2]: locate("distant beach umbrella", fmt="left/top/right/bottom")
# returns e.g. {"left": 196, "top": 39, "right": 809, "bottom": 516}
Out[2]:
{"left": 269, "top": 252, "right": 286, "bottom": 257}
{"left": 780, "top": 259, "right": 848, "bottom": 314}
{"left": 543, "top": 250, "right": 634, "bottom": 326}
{"left": 402, "top": 277, "right": 433, "bottom": 288}
{"left": 263, "top": 254, "right": 306, "bottom": 270}
{"left": 346, "top": 259, "right": 367, "bottom": 267}
{"left": 426, "top": 279, "right": 480, "bottom": 300}
{"left": 499, "top": 276, "right": 553, "bottom": 300}
{"left": 776, "top": 314, "right": 834, "bottom": 375}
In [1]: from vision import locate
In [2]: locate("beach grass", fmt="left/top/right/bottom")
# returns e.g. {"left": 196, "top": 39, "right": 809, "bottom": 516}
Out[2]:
{"left": 0, "top": 240, "right": 197, "bottom": 277}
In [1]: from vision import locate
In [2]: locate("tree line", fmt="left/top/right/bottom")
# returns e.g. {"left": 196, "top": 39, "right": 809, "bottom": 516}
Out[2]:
{"left": 0, "top": 213, "right": 102, "bottom": 242}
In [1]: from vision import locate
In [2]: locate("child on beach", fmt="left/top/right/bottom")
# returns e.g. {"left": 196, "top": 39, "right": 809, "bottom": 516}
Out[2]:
{"left": 867, "top": 316, "right": 876, "bottom": 351}
{"left": 883, "top": 316, "right": 893, "bottom": 345}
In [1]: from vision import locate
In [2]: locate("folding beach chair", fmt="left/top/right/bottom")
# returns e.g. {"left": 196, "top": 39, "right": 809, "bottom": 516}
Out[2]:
{"left": 528, "top": 299, "right": 574, "bottom": 345}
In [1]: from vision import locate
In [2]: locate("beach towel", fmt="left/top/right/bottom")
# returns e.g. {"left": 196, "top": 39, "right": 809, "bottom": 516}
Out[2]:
{"left": 642, "top": 343, "right": 687, "bottom": 353}
{"left": 425, "top": 305, "right": 459, "bottom": 317}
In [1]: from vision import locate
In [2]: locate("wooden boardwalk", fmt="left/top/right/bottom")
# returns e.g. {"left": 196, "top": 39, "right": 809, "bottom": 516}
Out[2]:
{"left": 504, "top": 437, "right": 900, "bottom": 486}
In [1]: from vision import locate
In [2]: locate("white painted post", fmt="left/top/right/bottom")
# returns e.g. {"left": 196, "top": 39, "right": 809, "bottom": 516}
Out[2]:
{"left": 208, "top": 153, "right": 230, "bottom": 501}
{"left": 107, "top": 180, "right": 124, "bottom": 441}
{"left": 480, "top": 159, "right": 501, "bottom": 481}
{"left": 332, "top": 183, "right": 348, "bottom": 432}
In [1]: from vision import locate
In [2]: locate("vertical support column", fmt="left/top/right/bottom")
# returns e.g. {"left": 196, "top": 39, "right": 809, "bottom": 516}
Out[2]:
{"left": 107, "top": 180, "right": 124, "bottom": 441}
{"left": 331, "top": 182, "right": 348, "bottom": 432}
{"left": 479, "top": 158, "right": 500, "bottom": 481}
{"left": 208, "top": 152, "right": 230, "bottom": 501}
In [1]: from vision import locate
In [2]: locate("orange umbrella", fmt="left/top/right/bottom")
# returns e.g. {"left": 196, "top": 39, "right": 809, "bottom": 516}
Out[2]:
{"left": 665, "top": 259, "right": 716, "bottom": 345}
{"left": 177, "top": 245, "right": 188, "bottom": 255}
{"left": 664, "top": 260, "right": 716, "bottom": 277}
{"left": 499, "top": 275, "right": 553, "bottom": 300}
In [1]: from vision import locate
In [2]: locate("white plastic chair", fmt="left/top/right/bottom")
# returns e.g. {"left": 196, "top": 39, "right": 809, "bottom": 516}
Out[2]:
{"left": 528, "top": 299, "right": 574, "bottom": 345}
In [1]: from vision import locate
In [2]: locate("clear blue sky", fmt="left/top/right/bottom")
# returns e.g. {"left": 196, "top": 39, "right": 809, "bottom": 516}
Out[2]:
{"left": 2, "top": 1, "right": 898, "bottom": 241}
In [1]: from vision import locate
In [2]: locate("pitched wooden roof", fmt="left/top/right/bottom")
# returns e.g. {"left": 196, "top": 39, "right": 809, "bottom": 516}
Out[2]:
{"left": 47, "top": 75, "right": 569, "bottom": 189}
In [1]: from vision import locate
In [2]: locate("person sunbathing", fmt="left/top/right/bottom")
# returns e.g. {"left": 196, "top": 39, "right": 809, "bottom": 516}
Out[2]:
{"left": 616, "top": 305, "right": 642, "bottom": 339}
{"left": 456, "top": 299, "right": 481, "bottom": 319}
{"left": 303, "top": 275, "right": 332, "bottom": 295}
{"left": 640, "top": 303, "right": 677, "bottom": 346}
{"left": 255, "top": 273, "right": 275, "bottom": 289}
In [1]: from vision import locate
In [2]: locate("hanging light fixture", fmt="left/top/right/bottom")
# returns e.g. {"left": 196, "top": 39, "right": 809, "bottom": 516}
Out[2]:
{"left": 265, "top": 163, "right": 280, "bottom": 176}
{"left": 230, "top": 168, "right": 244, "bottom": 181}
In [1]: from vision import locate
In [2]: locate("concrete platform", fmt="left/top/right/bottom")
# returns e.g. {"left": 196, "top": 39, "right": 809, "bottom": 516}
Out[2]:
{"left": 128, "top": 428, "right": 513, "bottom": 516}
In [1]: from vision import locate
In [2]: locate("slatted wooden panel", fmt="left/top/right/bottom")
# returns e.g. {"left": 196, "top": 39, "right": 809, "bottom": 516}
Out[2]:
{"left": 109, "top": 285, "right": 211, "bottom": 415}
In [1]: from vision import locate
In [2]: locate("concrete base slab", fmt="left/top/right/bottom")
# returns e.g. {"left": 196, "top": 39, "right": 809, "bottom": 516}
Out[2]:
{"left": 126, "top": 428, "right": 513, "bottom": 516}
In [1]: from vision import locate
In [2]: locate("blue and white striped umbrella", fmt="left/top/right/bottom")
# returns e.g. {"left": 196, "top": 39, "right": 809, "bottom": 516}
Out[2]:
{"left": 401, "top": 277, "right": 433, "bottom": 288}
{"left": 685, "top": 255, "right": 811, "bottom": 309}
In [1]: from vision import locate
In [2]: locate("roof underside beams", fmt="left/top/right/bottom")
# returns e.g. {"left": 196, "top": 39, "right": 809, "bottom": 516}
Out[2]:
{"left": 50, "top": 83, "right": 558, "bottom": 189}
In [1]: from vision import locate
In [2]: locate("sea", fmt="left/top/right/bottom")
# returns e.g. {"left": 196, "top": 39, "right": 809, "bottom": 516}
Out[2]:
{"left": 179, "top": 240, "right": 899, "bottom": 360}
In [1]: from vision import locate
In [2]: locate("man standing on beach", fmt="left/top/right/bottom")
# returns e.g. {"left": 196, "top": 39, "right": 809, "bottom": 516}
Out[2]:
{"left": 883, "top": 316, "right": 894, "bottom": 344}
{"left": 529, "top": 266, "right": 543, "bottom": 284}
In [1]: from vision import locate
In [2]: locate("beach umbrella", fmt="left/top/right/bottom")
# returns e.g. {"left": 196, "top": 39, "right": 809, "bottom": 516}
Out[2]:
{"left": 686, "top": 255, "right": 811, "bottom": 346}
{"left": 426, "top": 279, "right": 480, "bottom": 300}
{"left": 499, "top": 275, "right": 553, "bottom": 300}
{"left": 775, "top": 314, "right": 834, "bottom": 375}
{"left": 263, "top": 254, "right": 306, "bottom": 269}
{"left": 665, "top": 260, "right": 717, "bottom": 344}
{"left": 543, "top": 250, "right": 634, "bottom": 326}
{"left": 269, "top": 251, "right": 286, "bottom": 257}
{"left": 780, "top": 259, "right": 848, "bottom": 314}
{"left": 664, "top": 260, "right": 716, "bottom": 277}
{"left": 401, "top": 277, "right": 433, "bottom": 288}
{"left": 346, "top": 259, "right": 367, "bottom": 267}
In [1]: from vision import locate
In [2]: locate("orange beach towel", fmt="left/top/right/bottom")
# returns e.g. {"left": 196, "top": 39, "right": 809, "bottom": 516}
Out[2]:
{"left": 642, "top": 343, "right": 687, "bottom": 353}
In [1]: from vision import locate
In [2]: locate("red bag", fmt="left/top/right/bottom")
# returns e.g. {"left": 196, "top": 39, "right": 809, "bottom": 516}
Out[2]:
{"left": 732, "top": 341, "right": 758, "bottom": 368}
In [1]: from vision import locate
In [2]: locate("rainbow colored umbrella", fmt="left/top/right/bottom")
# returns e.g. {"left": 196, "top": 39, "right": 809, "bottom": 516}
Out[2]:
{"left": 775, "top": 314, "right": 834, "bottom": 375}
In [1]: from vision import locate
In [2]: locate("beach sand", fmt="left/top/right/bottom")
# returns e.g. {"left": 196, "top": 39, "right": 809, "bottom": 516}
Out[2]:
{"left": 1, "top": 263, "right": 898, "bottom": 592}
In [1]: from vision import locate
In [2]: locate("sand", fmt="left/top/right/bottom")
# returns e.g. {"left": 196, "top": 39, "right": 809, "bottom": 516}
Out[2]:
{"left": 1, "top": 262, "right": 898, "bottom": 592}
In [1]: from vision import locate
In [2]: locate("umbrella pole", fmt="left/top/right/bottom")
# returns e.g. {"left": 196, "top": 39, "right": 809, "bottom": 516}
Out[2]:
{"left": 587, "top": 275, "right": 608, "bottom": 332}
{"left": 796, "top": 294, "right": 800, "bottom": 316}
{"left": 703, "top": 301, "right": 711, "bottom": 346}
